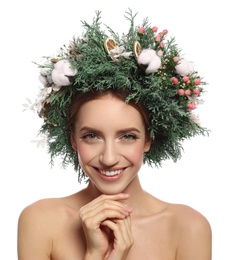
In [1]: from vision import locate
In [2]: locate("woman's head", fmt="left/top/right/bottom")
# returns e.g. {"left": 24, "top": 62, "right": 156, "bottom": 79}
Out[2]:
{"left": 69, "top": 91, "right": 151, "bottom": 193}
{"left": 28, "top": 10, "right": 208, "bottom": 182}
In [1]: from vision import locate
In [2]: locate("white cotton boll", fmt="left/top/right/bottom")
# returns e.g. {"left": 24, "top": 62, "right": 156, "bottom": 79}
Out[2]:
{"left": 52, "top": 84, "right": 62, "bottom": 92}
{"left": 145, "top": 55, "right": 161, "bottom": 74}
{"left": 52, "top": 60, "right": 77, "bottom": 86}
{"left": 137, "top": 49, "right": 157, "bottom": 65}
{"left": 137, "top": 49, "right": 161, "bottom": 74}
{"left": 38, "top": 75, "right": 48, "bottom": 85}
{"left": 52, "top": 70, "right": 71, "bottom": 86}
{"left": 47, "top": 75, "right": 53, "bottom": 84}
{"left": 175, "top": 58, "right": 194, "bottom": 76}
{"left": 188, "top": 62, "right": 194, "bottom": 73}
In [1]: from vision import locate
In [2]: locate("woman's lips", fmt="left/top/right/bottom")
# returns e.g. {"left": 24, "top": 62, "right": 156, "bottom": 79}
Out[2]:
{"left": 100, "top": 169, "right": 123, "bottom": 176}
{"left": 96, "top": 168, "right": 126, "bottom": 182}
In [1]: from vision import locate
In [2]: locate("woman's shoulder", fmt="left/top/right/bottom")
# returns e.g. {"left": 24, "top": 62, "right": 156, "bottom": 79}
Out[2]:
{"left": 18, "top": 192, "right": 84, "bottom": 227}
{"left": 146, "top": 194, "right": 211, "bottom": 237}
{"left": 17, "top": 193, "right": 85, "bottom": 259}
{"left": 164, "top": 202, "right": 212, "bottom": 241}
{"left": 167, "top": 203, "right": 210, "bottom": 226}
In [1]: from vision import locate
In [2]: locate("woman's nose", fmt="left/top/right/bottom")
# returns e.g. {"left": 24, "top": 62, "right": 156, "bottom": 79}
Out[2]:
{"left": 99, "top": 141, "right": 119, "bottom": 166}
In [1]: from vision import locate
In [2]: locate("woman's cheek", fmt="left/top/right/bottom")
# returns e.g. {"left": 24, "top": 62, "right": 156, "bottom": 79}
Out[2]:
{"left": 121, "top": 142, "right": 145, "bottom": 162}
{"left": 76, "top": 142, "right": 98, "bottom": 163}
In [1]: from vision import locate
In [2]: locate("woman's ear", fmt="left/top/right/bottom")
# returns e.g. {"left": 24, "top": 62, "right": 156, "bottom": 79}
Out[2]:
{"left": 144, "top": 138, "right": 152, "bottom": 152}
{"left": 70, "top": 132, "right": 77, "bottom": 151}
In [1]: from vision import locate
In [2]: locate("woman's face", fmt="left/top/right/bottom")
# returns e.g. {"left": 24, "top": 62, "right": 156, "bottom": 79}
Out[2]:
{"left": 71, "top": 94, "right": 151, "bottom": 194}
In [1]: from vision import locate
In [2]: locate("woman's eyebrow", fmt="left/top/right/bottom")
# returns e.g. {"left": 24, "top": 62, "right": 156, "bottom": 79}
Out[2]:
{"left": 79, "top": 126, "right": 101, "bottom": 133}
{"left": 79, "top": 126, "right": 141, "bottom": 134}
{"left": 117, "top": 128, "right": 141, "bottom": 134}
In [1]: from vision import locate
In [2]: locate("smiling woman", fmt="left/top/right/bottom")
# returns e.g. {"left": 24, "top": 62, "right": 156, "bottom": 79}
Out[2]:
{"left": 18, "top": 9, "right": 212, "bottom": 260}
{"left": 70, "top": 92, "right": 151, "bottom": 194}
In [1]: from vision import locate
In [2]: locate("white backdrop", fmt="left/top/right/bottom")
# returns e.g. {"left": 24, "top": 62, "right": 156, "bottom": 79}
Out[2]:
{"left": 1, "top": 0, "right": 228, "bottom": 259}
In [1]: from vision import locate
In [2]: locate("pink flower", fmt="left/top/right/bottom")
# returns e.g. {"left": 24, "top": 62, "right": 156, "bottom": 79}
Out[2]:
{"left": 155, "top": 34, "right": 161, "bottom": 42}
{"left": 171, "top": 77, "right": 179, "bottom": 84}
{"left": 178, "top": 89, "right": 185, "bottom": 96}
{"left": 173, "top": 56, "right": 179, "bottom": 62}
{"left": 152, "top": 26, "right": 158, "bottom": 32}
{"left": 162, "top": 29, "right": 168, "bottom": 35}
{"left": 157, "top": 50, "right": 163, "bottom": 57}
{"left": 159, "top": 42, "right": 164, "bottom": 48}
{"left": 194, "top": 78, "right": 201, "bottom": 85}
{"left": 138, "top": 27, "right": 144, "bottom": 34}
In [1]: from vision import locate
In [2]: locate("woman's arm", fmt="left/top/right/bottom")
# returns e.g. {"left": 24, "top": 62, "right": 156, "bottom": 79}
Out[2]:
{"left": 176, "top": 206, "right": 212, "bottom": 260}
{"left": 17, "top": 203, "right": 53, "bottom": 260}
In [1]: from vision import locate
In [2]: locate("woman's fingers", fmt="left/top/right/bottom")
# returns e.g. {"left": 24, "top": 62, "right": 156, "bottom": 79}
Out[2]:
{"left": 101, "top": 216, "right": 134, "bottom": 259}
{"left": 80, "top": 193, "right": 133, "bottom": 259}
{"left": 102, "top": 216, "right": 133, "bottom": 245}
{"left": 80, "top": 193, "right": 131, "bottom": 214}
{"left": 79, "top": 194, "right": 133, "bottom": 226}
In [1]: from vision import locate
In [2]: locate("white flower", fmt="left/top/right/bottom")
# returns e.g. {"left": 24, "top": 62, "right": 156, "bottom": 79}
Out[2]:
{"left": 51, "top": 60, "right": 77, "bottom": 86}
{"left": 109, "top": 45, "right": 132, "bottom": 60}
{"left": 40, "top": 67, "right": 51, "bottom": 76}
{"left": 38, "top": 75, "right": 48, "bottom": 85}
{"left": 22, "top": 98, "right": 36, "bottom": 112}
{"left": 187, "top": 94, "right": 204, "bottom": 105}
{"left": 189, "top": 113, "right": 200, "bottom": 125}
{"left": 175, "top": 58, "right": 194, "bottom": 76}
{"left": 31, "top": 133, "right": 48, "bottom": 148}
{"left": 137, "top": 49, "right": 161, "bottom": 74}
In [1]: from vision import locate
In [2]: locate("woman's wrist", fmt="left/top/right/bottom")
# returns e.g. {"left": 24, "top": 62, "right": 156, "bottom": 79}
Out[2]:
{"left": 84, "top": 251, "right": 104, "bottom": 260}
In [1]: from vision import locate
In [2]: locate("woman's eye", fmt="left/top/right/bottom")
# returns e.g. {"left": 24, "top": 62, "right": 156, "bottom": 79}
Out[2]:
{"left": 122, "top": 134, "right": 137, "bottom": 141}
{"left": 81, "top": 133, "right": 97, "bottom": 140}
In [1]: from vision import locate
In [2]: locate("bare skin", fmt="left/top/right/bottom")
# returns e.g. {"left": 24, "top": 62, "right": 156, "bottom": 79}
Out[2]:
{"left": 18, "top": 95, "right": 212, "bottom": 259}
{"left": 18, "top": 178, "right": 211, "bottom": 260}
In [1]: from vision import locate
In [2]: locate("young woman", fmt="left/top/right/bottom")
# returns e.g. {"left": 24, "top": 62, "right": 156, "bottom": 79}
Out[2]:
{"left": 18, "top": 10, "right": 212, "bottom": 259}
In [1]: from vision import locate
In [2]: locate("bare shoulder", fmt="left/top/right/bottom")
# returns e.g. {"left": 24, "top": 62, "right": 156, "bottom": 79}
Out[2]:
{"left": 18, "top": 192, "right": 86, "bottom": 235}
{"left": 168, "top": 203, "right": 211, "bottom": 233}
{"left": 168, "top": 203, "right": 212, "bottom": 259}
{"left": 19, "top": 196, "right": 77, "bottom": 224}
{"left": 17, "top": 194, "right": 82, "bottom": 260}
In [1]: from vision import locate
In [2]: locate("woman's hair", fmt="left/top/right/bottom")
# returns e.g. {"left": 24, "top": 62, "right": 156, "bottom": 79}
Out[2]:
{"left": 67, "top": 89, "right": 151, "bottom": 140}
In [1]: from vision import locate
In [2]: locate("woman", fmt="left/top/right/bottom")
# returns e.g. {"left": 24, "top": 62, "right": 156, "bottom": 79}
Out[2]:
{"left": 18, "top": 9, "right": 212, "bottom": 259}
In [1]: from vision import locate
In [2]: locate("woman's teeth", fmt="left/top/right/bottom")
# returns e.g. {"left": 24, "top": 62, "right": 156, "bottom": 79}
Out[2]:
{"left": 100, "top": 169, "right": 123, "bottom": 176}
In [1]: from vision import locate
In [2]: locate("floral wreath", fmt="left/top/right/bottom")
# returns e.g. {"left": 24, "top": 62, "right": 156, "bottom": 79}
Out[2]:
{"left": 24, "top": 9, "right": 208, "bottom": 182}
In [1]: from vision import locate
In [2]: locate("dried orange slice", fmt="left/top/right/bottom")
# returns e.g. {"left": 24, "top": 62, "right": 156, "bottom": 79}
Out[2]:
{"left": 133, "top": 41, "right": 141, "bottom": 59}
{"left": 104, "top": 37, "right": 118, "bottom": 54}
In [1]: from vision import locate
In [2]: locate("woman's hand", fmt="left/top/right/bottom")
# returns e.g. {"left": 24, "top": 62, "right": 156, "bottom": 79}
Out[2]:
{"left": 101, "top": 215, "right": 133, "bottom": 260}
{"left": 80, "top": 193, "right": 133, "bottom": 260}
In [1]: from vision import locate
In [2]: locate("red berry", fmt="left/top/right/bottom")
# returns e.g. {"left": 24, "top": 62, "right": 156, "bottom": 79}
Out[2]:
{"left": 188, "top": 103, "right": 196, "bottom": 110}
{"left": 183, "top": 76, "right": 189, "bottom": 83}
{"left": 193, "top": 88, "right": 200, "bottom": 95}
{"left": 171, "top": 77, "right": 179, "bottom": 84}
{"left": 185, "top": 89, "right": 192, "bottom": 96}
{"left": 178, "top": 89, "right": 185, "bottom": 96}
{"left": 152, "top": 26, "right": 158, "bottom": 32}
{"left": 194, "top": 78, "right": 201, "bottom": 85}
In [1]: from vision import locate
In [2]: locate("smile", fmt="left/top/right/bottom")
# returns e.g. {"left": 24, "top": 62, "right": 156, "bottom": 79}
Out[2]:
{"left": 99, "top": 169, "right": 123, "bottom": 176}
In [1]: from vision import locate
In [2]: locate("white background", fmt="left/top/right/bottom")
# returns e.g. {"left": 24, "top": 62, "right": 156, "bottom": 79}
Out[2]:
{"left": 0, "top": 0, "right": 228, "bottom": 259}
